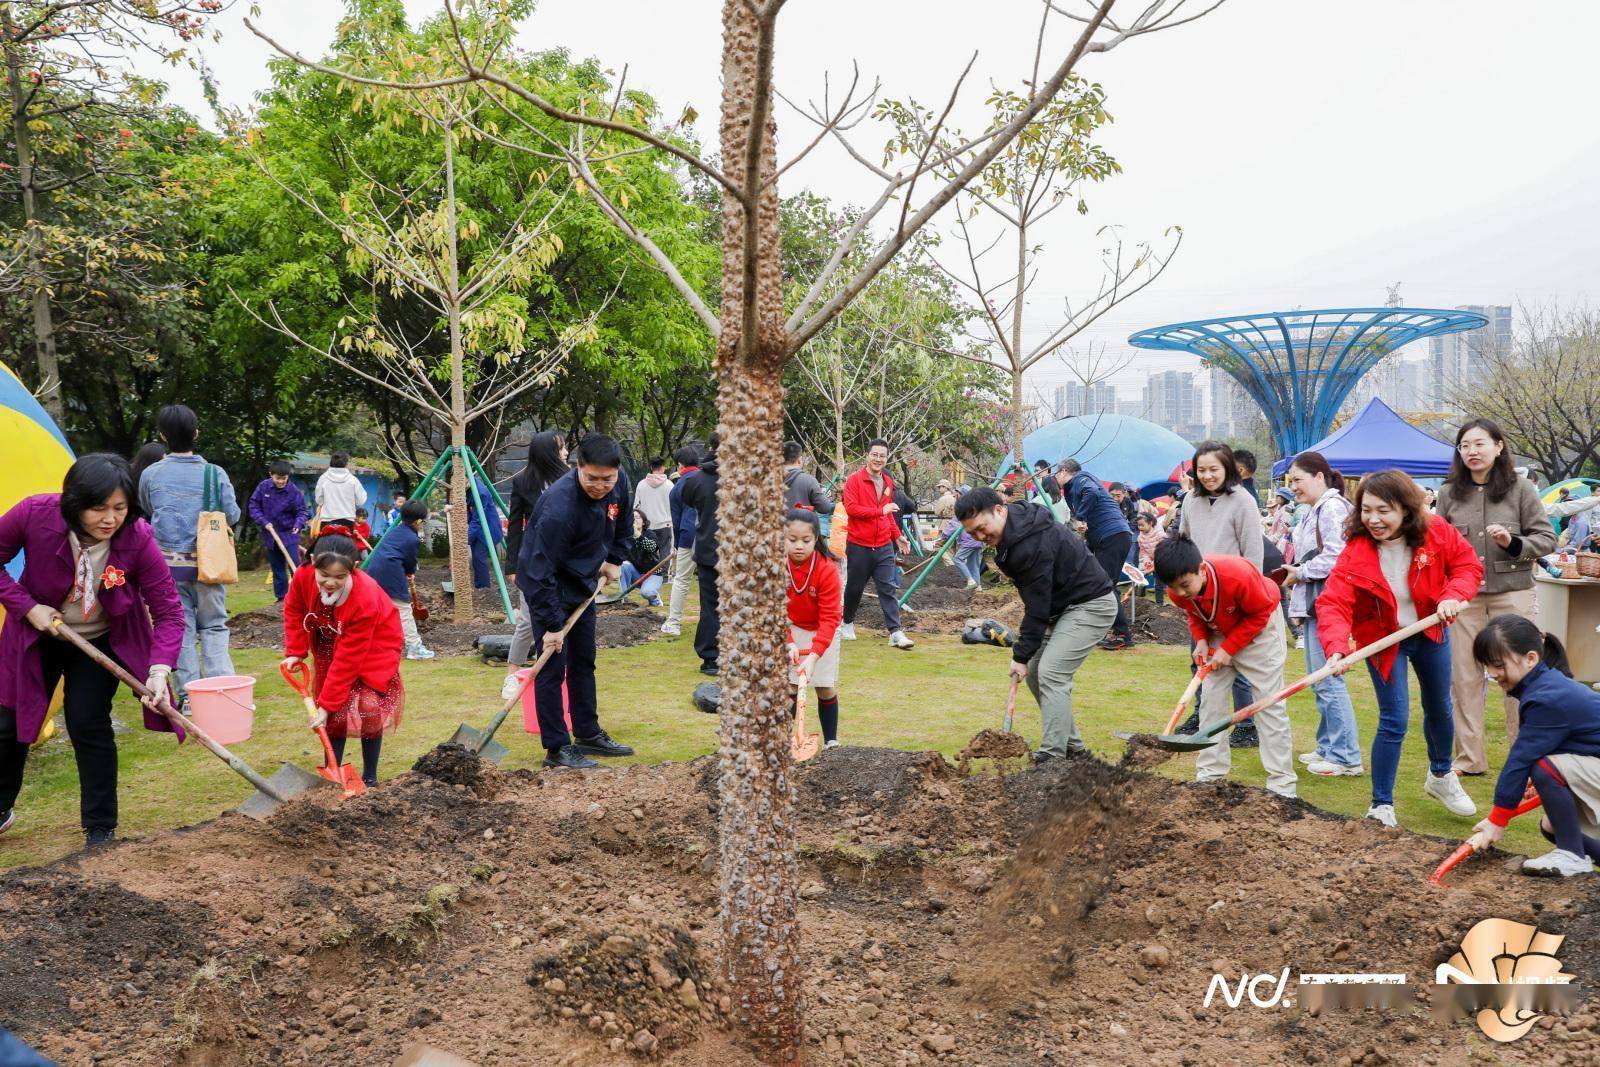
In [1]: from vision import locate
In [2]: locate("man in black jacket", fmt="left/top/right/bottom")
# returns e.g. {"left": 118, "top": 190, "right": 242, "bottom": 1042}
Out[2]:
{"left": 677, "top": 435, "right": 721, "bottom": 675}
{"left": 957, "top": 487, "right": 1118, "bottom": 761}
{"left": 517, "top": 434, "right": 638, "bottom": 769}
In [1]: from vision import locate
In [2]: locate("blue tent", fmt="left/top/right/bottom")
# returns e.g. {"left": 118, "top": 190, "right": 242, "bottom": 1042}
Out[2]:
{"left": 1270, "top": 396, "right": 1453, "bottom": 478}
{"left": 1005, "top": 413, "right": 1193, "bottom": 499}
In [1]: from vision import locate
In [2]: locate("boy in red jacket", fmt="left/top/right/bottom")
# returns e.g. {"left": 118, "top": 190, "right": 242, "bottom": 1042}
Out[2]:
{"left": 1155, "top": 535, "right": 1297, "bottom": 797}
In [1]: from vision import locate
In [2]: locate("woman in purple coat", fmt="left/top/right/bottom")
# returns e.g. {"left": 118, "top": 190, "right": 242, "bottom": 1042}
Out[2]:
{"left": 0, "top": 454, "right": 185, "bottom": 848}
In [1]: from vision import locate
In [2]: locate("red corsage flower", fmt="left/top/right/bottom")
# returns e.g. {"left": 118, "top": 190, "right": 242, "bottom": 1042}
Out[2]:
{"left": 1414, "top": 551, "right": 1430, "bottom": 570}
{"left": 607, "top": 503, "right": 619, "bottom": 521}
{"left": 101, "top": 565, "right": 126, "bottom": 590}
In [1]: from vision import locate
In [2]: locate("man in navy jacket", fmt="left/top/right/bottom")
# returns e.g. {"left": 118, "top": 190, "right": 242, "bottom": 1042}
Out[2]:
{"left": 1059, "top": 458, "right": 1135, "bottom": 650}
{"left": 516, "top": 434, "right": 637, "bottom": 769}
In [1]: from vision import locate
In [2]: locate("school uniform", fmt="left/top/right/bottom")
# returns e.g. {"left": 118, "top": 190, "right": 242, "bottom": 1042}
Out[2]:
{"left": 1168, "top": 555, "right": 1297, "bottom": 796}
{"left": 1487, "top": 664, "right": 1600, "bottom": 835}
{"left": 365, "top": 522, "right": 425, "bottom": 652}
{"left": 787, "top": 552, "right": 843, "bottom": 689}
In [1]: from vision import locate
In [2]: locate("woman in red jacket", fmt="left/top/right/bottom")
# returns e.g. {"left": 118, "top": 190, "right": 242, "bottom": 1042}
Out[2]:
{"left": 785, "top": 508, "right": 844, "bottom": 747}
{"left": 1317, "top": 470, "right": 1484, "bottom": 828}
{"left": 282, "top": 527, "right": 404, "bottom": 786}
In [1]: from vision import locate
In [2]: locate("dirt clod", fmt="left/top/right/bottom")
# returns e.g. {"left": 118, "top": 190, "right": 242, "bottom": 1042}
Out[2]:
{"left": 412, "top": 743, "right": 501, "bottom": 797}
{"left": 955, "top": 728, "right": 1031, "bottom": 775}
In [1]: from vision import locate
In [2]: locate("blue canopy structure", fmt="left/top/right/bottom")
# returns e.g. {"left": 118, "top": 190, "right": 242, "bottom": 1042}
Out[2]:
{"left": 1003, "top": 413, "right": 1193, "bottom": 499}
{"left": 1129, "top": 307, "right": 1487, "bottom": 457}
{"left": 1270, "top": 396, "right": 1454, "bottom": 478}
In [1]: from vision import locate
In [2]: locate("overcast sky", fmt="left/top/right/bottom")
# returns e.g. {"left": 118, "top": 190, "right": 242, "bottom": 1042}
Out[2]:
{"left": 161, "top": 0, "right": 1600, "bottom": 400}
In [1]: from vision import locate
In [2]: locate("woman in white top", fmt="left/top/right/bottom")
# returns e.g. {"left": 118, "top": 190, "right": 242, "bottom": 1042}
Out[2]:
{"left": 1281, "top": 451, "right": 1361, "bottom": 775}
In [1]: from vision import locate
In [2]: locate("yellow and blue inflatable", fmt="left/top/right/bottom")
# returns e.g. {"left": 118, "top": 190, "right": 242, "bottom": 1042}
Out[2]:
{"left": 0, "top": 362, "right": 75, "bottom": 743}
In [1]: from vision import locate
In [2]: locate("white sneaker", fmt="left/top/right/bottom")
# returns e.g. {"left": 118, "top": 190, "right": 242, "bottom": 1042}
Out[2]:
{"left": 824, "top": 739, "right": 840, "bottom": 749}
{"left": 1365, "top": 804, "right": 1397, "bottom": 827}
{"left": 1307, "top": 759, "right": 1363, "bottom": 777}
{"left": 1294, "top": 635, "right": 1306, "bottom": 650}
{"left": 840, "top": 623, "right": 857, "bottom": 641}
{"left": 1520, "top": 849, "right": 1595, "bottom": 878}
{"left": 964, "top": 580, "right": 978, "bottom": 590}
{"left": 1298, "top": 751, "right": 1324, "bottom": 765}
{"left": 659, "top": 621, "right": 681, "bottom": 637}
{"left": 888, "top": 630, "right": 915, "bottom": 650}
{"left": 1424, "top": 771, "right": 1477, "bottom": 817}
{"left": 500, "top": 674, "right": 524, "bottom": 702}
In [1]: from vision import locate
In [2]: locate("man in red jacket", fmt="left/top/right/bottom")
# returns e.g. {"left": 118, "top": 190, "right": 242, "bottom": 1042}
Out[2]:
{"left": 1155, "top": 535, "right": 1297, "bottom": 797}
{"left": 839, "top": 440, "right": 915, "bottom": 650}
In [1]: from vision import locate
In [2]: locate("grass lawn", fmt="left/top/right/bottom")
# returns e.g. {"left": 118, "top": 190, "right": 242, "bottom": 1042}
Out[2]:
{"left": 1, "top": 585, "right": 1542, "bottom": 871}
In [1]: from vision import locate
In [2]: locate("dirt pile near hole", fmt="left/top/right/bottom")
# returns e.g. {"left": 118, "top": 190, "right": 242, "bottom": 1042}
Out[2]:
{"left": 4, "top": 746, "right": 1597, "bottom": 1065}
{"left": 412, "top": 743, "right": 503, "bottom": 797}
{"left": 955, "top": 728, "right": 1031, "bottom": 775}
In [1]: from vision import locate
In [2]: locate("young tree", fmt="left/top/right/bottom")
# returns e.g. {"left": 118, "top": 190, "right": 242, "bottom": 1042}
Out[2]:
{"left": 0, "top": 0, "right": 233, "bottom": 420}
{"left": 251, "top": 0, "right": 1222, "bottom": 1059}
{"left": 878, "top": 71, "right": 1181, "bottom": 468}
{"left": 1447, "top": 304, "right": 1600, "bottom": 481}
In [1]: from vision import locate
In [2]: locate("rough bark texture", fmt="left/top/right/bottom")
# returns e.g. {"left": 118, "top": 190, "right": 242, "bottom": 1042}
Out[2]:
{"left": 1, "top": 14, "right": 62, "bottom": 420}
{"left": 715, "top": 3, "right": 800, "bottom": 1063}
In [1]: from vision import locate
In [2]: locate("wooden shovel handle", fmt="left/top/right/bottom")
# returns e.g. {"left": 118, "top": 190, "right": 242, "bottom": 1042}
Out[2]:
{"left": 478, "top": 591, "right": 602, "bottom": 749}
{"left": 1163, "top": 661, "right": 1213, "bottom": 735}
{"left": 1208, "top": 613, "right": 1446, "bottom": 738}
{"left": 1002, "top": 677, "right": 1019, "bottom": 733}
{"left": 264, "top": 523, "right": 299, "bottom": 566}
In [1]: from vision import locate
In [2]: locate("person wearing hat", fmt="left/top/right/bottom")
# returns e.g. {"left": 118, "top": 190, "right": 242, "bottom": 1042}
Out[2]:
{"left": 932, "top": 479, "right": 957, "bottom": 520}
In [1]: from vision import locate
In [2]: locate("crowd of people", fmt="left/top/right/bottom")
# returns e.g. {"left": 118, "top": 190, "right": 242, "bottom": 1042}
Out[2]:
{"left": 5, "top": 406, "right": 1600, "bottom": 878}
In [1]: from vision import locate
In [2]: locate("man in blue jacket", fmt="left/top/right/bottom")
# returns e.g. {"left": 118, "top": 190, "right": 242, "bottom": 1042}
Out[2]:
{"left": 516, "top": 434, "right": 638, "bottom": 769}
{"left": 247, "top": 460, "right": 311, "bottom": 600}
{"left": 1058, "top": 458, "right": 1135, "bottom": 650}
{"left": 661, "top": 443, "right": 703, "bottom": 638}
{"left": 466, "top": 474, "right": 504, "bottom": 590}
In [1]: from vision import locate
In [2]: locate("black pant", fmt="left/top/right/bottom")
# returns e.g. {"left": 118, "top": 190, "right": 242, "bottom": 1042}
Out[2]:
{"left": 1091, "top": 532, "right": 1134, "bottom": 639}
{"left": 695, "top": 563, "right": 720, "bottom": 668}
{"left": 0, "top": 633, "right": 121, "bottom": 830}
{"left": 842, "top": 542, "right": 903, "bottom": 632}
{"left": 534, "top": 601, "right": 601, "bottom": 750}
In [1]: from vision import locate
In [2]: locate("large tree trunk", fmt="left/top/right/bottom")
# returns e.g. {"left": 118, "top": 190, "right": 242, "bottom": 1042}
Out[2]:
{"left": 1, "top": 17, "right": 62, "bottom": 421}
{"left": 715, "top": 3, "right": 799, "bottom": 1063}
{"left": 443, "top": 126, "right": 476, "bottom": 623}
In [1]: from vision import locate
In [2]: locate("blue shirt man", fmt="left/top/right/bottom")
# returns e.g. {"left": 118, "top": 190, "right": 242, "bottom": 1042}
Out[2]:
{"left": 1058, "top": 457, "right": 1135, "bottom": 647}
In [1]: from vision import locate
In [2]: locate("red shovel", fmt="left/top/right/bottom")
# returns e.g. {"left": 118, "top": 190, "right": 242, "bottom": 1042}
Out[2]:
{"left": 1429, "top": 792, "right": 1543, "bottom": 887}
{"left": 279, "top": 661, "right": 365, "bottom": 798}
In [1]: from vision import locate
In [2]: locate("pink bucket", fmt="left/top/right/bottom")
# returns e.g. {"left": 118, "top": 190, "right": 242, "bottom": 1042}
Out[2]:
{"left": 517, "top": 669, "right": 571, "bottom": 735}
{"left": 184, "top": 675, "right": 256, "bottom": 745}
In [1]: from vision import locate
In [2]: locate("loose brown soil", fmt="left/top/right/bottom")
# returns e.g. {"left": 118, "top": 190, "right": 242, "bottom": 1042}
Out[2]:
{"left": 5, "top": 739, "right": 1597, "bottom": 1065}
{"left": 232, "top": 563, "right": 659, "bottom": 656}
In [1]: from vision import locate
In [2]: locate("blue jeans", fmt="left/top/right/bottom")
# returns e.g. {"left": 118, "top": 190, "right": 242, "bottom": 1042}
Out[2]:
{"left": 1302, "top": 614, "right": 1361, "bottom": 767}
{"left": 1366, "top": 632, "right": 1454, "bottom": 806}
{"left": 265, "top": 537, "right": 294, "bottom": 600}
{"left": 175, "top": 580, "right": 234, "bottom": 693}
{"left": 620, "top": 561, "right": 664, "bottom": 604}
{"left": 954, "top": 543, "right": 984, "bottom": 584}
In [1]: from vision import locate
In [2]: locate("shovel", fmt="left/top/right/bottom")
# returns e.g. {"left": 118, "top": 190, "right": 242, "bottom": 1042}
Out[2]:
{"left": 1429, "top": 793, "right": 1543, "bottom": 887}
{"left": 51, "top": 622, "right": 330, "bottom": 818}
{"left": 279, "top": 661, "right": 364, "bottom": 799}
{"left": 792, "top": 665, "right": 820, "bottom": 763}
{"left": 264, "top": 522, "right": 299, "bottom": 569}
{"left": 1147, "top": 613, "right": 1445, "bottom": 752}
{"left": 1111, "top": 663, "right": 1211, "bottom": 744}
{"left": 1002, "top": 676, "right": 1020, "bottom": 733}
{"left": 447, "top": 592, "right": 598, "bottom": 762}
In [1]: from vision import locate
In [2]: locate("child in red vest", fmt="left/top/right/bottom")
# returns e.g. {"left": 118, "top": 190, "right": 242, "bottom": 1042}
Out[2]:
{"left": 282, "top": 527, "right": 404, "bottom": 786}
{"left": 785, "top": 508, "right": 844, "bottom": 747}
{"left": 1154, "top": 535, "right": 1297, "bottom": 798}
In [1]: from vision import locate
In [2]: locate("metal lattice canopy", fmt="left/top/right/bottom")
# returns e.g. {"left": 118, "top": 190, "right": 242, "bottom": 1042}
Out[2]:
{"left": 1127, "top": 307, "right": 1488, "bottom": 456}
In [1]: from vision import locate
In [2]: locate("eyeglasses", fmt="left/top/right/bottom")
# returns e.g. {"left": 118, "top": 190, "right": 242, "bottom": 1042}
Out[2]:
{"left": 1457, "top": 442, "right": 1494, "bottom": 453}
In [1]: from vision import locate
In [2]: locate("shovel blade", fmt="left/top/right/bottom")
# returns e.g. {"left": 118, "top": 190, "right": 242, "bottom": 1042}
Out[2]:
{"left": 235, "top": 762, "right": 335, "bottom": 819}
{"left": 446, "top": 724, "right": 509, "bottom": 764}
{"left": 1149, "top": 731, "right": 1223, "bottom": 752}
{"left": 318, "top": 761, "right": 367, "bottom": 799}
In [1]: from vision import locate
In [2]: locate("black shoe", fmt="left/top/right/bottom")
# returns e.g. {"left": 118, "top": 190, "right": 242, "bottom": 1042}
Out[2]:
{"left": 1228, "top": 722, "right": 1260, "bottom": 749}
{"left": 0, "top": 809, "right": 13, "bottom": 836}
{"left": 361, "top": 775, "right": 378, "bottom": 788}
{"left": 1099, "top": 635, "right": 1131, "bottom": 651}
{"left": 1175, "top": 710, "right": 1201, "bottom": 736}
{"left": 574, "top": 730, "right": 634, "bottom": 758}
{"left": 1031, "top": 750, "right": 1057, "bottom": 765}
{"left": 543, "top": 745, "right": 598, "bottom": 770}
{"left": 84, "top": 827, "right": 116, "bottom": 849}
{"left": 699, "top": 662, "right": 719, "bottom": 676}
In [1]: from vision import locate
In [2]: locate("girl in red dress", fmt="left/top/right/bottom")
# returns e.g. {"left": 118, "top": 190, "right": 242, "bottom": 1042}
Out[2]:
{"left": 281, "top": 527, "right": 404, "bottom": 786}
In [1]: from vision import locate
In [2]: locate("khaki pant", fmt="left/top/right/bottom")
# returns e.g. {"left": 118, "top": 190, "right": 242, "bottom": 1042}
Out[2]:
{"left": 1196, "top": 612, "right": 1297, "bottom": 798}
{"left": 1450, "top": 586, "right": 1536, "bottom": 775}
{"left": 391, "top": 597, "right": 423, "bottom": 652}
{"left": 1026, "top": 592, "right": 1118, "bottom": 757}
{"left": 664, "top": 546, "right": 694, "bottom": 629}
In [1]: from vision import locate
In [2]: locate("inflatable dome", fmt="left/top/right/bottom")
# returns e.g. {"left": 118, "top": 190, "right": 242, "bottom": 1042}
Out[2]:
{"left": 1003, "top": 413, "right": 1192, "bottom": 499}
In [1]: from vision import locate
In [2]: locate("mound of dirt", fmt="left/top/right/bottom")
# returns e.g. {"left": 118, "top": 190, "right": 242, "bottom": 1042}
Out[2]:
{"left": 4, "top": 745, "right": 1597, "bottom": 1065}
{"left": 412, "top": 743, "right": 502, "bottom": 797}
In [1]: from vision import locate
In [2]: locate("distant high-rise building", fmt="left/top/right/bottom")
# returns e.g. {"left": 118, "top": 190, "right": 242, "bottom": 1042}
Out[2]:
{"left": 1345, "top": 356, "right": 1434, "bottom": 415}
{"left": 1144, "top": 370, "right": 1203, "bottom": 438}
{"left": 1207, "top": 368, "right": 1258, "bottom": 438}
{"left": 1053, "top": 380, "right": 1117, "bottom": 419}
{"left": 1429, "top": 304, "right": 1512, "bottom": 409}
